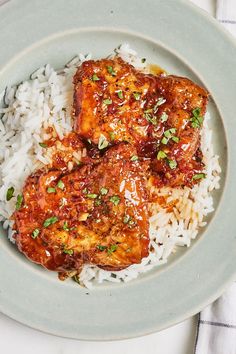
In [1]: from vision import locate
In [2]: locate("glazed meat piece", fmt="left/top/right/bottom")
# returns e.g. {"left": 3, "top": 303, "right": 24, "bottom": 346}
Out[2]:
{"left": 13, "top": 143, "right": 149, "bottom": 276}
{"left": 73, "top": 57, "right": 208, "bottom": 186}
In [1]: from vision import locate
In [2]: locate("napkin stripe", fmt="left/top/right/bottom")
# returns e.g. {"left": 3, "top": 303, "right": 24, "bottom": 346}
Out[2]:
{"left": 194, "top": 314, "right": 201, "bottom": 354}
{"left": 219, "top": 19, "right": 236, "bottom": 24}
{"left": 199, "top": 320, "right": 236, "bottom": 329}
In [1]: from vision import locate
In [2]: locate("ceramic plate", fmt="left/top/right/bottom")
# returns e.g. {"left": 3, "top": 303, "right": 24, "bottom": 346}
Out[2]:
{"left": 0, "top": 0, "right": 236, "bottom": 340}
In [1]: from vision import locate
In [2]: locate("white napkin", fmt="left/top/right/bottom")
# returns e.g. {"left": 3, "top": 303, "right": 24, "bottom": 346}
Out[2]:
{"left": 195, "top": 1, "right": 236, "bottom": 353}
{"left": 216, "top": 0, "right": 236, "bottom": 36}
{"left": 195, "top": 283, "right": 236, "bottom": 354}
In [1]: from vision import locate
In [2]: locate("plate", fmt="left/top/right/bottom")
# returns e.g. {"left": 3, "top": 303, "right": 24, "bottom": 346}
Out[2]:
{"left": 0, "top": 0, "right": 236, "bottom": 340}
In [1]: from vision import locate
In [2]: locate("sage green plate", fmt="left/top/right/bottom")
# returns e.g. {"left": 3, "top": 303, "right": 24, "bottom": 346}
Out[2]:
{"left": 0, "top": 0, "right": 236, "bottom": 341}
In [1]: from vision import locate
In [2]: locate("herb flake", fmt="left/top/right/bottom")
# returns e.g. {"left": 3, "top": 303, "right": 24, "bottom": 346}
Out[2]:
{"left": 16, "top": 194, "right": 23, "bottom": 210}
{"left": 91, "top": 74, "right": 99, "bottom": 81}
{"left": 117, "top": 90, "right": 123, "bottom": 99}
{"left": 192, "top": 173, "right": 206, "bottom": 180}
{"left": 110, "top": 195, "right": 120, "bottom": 206}
{"left": 103, "top": 98, "right": 113, "bottom": 105}
{"left": 107, "top": 66, "right": 116, "bottom": 76}
{"left": 100, "top": 187, "right": 108, "bottom": 195}
{"left": 32, "top": 228, "right": 40, "bottom": 239}
{"left": 43, "top": 216, "right": 58, "bottom": 228}
{"left": 6, "top": 187, "right": 14, "bottom": 201}
{"left": 131, "top": 155, "right": 139, "bottom": 161}
{"left": 39, "top": 142, "right": 47, "bottom": 148}
{"left": 98, "top": 134, "right": 109, "bottom": 150}
{"left": 157, "top": 150, "right": 167, "bottom": 160}
{"left": 47, "top": 187, "right": 56, "bottom": 193}
{"left": 57, "top": 180, "right": 65, "bottom": 190}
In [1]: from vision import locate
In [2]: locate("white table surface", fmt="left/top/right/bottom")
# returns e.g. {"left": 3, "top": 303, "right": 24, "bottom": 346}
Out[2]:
{"left": 0, "top": 1, "right": 216, "bottom": 353}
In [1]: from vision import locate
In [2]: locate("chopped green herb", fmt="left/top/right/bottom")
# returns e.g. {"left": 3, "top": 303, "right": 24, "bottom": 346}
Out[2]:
{"left": 141, "top": 58, "right": 146, "bottom": 63}
{"left": 144, "top": 112, "right": 157, "bottom": 125}
{"left": 87, "top": 193, "right": 98, "bottom": 199}
{"left": 109, "top": 195, "right": 120, "bottom": 206}
{"left": 63, "top": 221, "right": 70, "bottom": 231}
{"left": 109, "top": 131, "right": 115, "bottom": 141}
{"left": 130, "top": 155, "right": 139, "bottom": 161}
{"left": 63, "top": 249, "right": 73, "bottom": 255}
{"left": 107, "top": 244, "right": 118, "bottom": 255}
{"left": 32, "top": 228, "right": 40, "bottom": 239}
{"left": 190, "top": 108, "right": 203, "bottom": 128}
{"left": 98, "top": 134, "right": 109, "bottom": 149}
{"left": 91, "top": 74, "right": 99, "bottom": 81}
{"left": 107, "top": 66, "right": 116, "bottom": 76}
{"left": 103, "top": 98, "right": 113, "bottom": 105}
{"left": 57, "top": 180, "right": 65, "bottom": 190}
{"left": 168, "top": 159, "right": 177, "bottom": 170}
{"left": 43, "top": 216, "right": 58, "bottom": 228}
{"left": 47, "top": 187, "right": 56, "bottom": 193}
{"left": 117, "top": 90, "right": 123, "bottom": 99}
{"left": 133, "top": 92, "right": 141, "bottom": 100}
{"left": 192, "top": 173, "right": 206, "bottom": 180}
{"left": 39, "top": 142, "right": 47, "bottom": 148}
{"left": 172, "top": 136, "right": 180, "bottom": 143}
{"left": 6, "top": 187, "right": 14, "bottom": 201}
{"left": 16, "top": 194, "right": 23, "bottom": 210}
{"left": 97, "top": 245, "right": 107, "bottom": 251}
{"left": 100, "top": 187, "right": 108, "bottom": 195}
{"left": 161, "top": 137, "right": 169, "bottom": 145}
{"left": 157, "top": 150, "right": 167, "bottom": 160}
{"left": 164, "top": 128, "right": 176, "bottom": 138}
{"left": 123, "top": 215, "right": 132, "bottom": 224}
{"left": 160, "top": 112, "right": 168, "bottom": 122}
{"left": 95, "top": 199, "right": 102, "bottom": 206}
{"left": 82, "top": 188, "right": 88, "bottom": 194}
{"left": 154, "top": 97, "right": 166, "bottom": 112}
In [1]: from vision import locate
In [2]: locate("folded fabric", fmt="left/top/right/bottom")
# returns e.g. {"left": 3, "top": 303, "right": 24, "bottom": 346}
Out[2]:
{"left": 195, "top": 1, "right": 236, "bottom": 352}
{"left": 216, "top": 0, "right": 236, "bottom": 37}
{"left": 195, "top": 283, "right": 236, "bottom": 354}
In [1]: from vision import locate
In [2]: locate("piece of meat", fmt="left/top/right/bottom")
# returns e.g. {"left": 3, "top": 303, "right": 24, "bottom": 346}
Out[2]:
{"left": 13, "top": 143, "right": 150, "bottom": 276}
{"left": 73, "top": 57, "right": 208, "bottom": 187}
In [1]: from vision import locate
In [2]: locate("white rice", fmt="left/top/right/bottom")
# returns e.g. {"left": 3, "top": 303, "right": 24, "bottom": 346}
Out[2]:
{"left": 0, "top": 44, "right": 221, "bottom": 287}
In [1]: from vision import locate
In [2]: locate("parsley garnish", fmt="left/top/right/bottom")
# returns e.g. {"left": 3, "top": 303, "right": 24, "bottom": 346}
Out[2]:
{"left": 63, "top": 221, "right": 70, "bottom": 231}
{"left": 160, "top": 112, "right": 168, "bottom": 122}
{"left": 16, "top": 194, "right": 23, "bottom": 210}
{"left": 190, "top": 108, "right": 203, "bottom": 128}
{"left": 141, "top": 58, "right": 146, "bottom": 63}
{"left": 97, "top": 245, "right": 107, "bottom": 251}
{"left": 103, "top": 98, "right": 112, "bottom": 105}
{"left": 43, "top": 216, "right": 58, "bottom": 228}
{"left": 100, "top": 187, "right": 108, "bottom": 195}
{"left": 133, "top": 92, "right": 141, "bottom": 100}
{"left": 63, "top": 249, "right": 73, "bottom": 255}
{"left": 39, "top": 142, "right": 47, "bottom": 148}
{"left": 6, "top": 187, "right": 14, "bottom": 201}
{"left": 131, "top": 155, "right": 138, "bottom": 161}
{"left": 117, "top": 90, "right": 123, "bottom": 99}
{"left": 32, "top": 228, "right": 40, "bottom": 239}
{"left": 110, "top": 195, "right": 120, "bottom": 206}
{"left": 47, "top": 187, "right": 56, "bottom": 193}
{"left": 107, "top": 244, "right": 118, "bottom": 255}
{"left": 154, "top": 97, "right": 166, "bottom": 112}
{"left": 57, "top": 180, "right": 65, "bottom": 190}
{"left": 109, "top": 132, "right": 115, "bottom": 141}
{"left": 107, "top": 66, "right": 116, "bottom": 76}
{"left": 144, "top": 112, "right": 157, "bottom": 125}
{"left": 91, "top": 74, "right": 99, "bottom": 81}
{"left": 192, "top": 173, "right": 206, "bottom": 180}
{"left": 87, "top": 193, "right": 98, "bottom": 199}
{"left": 168, "top": 159, "right": 177, "bottom": 170}
{"left": 98, "top": 134, "right": 109, "bottom": 149}
{"left": 157, "top": 150, "right": 167, "bottom": 160}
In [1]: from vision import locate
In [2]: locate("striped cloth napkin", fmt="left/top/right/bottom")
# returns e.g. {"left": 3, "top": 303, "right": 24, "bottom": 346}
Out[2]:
{"left": 195, "top": 1, "right": 236, "bottom": 353}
